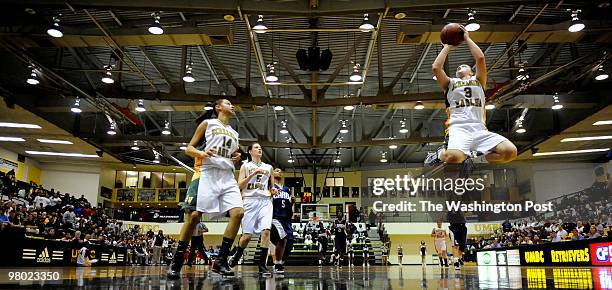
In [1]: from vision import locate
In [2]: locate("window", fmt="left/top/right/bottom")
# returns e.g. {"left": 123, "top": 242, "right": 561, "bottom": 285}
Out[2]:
{"left": 125, "top": 171, "right": 138, "bottom": 187}
{"left": 325, "top": 177, "right": 344, "bottom": 187}
{"left": 115, "top": 171, "right": 126, "bottom": 188}
{"left": 138, "top": 172, "right": 151, "bottom": 188}
{"left": 151, "top": 172, "right": 163, "bottom": 188}
{"left": 162, "top": 172, "right": 175, "bottom": 188}
{"left": 175, "top": 173, "right": 187, "bottom": 188}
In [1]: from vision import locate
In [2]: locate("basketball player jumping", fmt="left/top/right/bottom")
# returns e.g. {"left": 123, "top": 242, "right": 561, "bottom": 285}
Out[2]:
{"left": 430, "top": 25, "right": 517, "bottom": 171}
{"left": 229, "top": 143, "right": 275, "bottom": 276}
{"left": 270, "top": 168, "right": 295, "bottom": 274}
{"left": 167, "top": 99, "right": 243, "bottom": 278}
{"left": 432, "top": 220, "right": 449, "bottom": 268}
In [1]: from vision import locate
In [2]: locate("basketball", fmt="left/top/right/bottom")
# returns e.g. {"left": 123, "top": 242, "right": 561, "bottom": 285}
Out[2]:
{"left": 441, "top": 23, "right": 464, "bottom": 46}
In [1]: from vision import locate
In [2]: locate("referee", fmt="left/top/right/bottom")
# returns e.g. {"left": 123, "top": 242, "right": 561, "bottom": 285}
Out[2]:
{"left": 447, "top": 210, "right": 466, "bottom": 270}
{"left": 188, "top": 221, "right": 209, "bottom": 266}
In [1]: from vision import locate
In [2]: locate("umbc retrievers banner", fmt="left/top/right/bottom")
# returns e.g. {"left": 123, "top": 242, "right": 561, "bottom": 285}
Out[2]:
{"left": 477, "top": 238, "right": 612, "bottom": 266}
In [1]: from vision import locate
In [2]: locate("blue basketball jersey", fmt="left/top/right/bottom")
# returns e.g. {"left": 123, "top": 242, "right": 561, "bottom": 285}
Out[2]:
{"left": 272, "top": 184, "right": 292, "bottom": 221}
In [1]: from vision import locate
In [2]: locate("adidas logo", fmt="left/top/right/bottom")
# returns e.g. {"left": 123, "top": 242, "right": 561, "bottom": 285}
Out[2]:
{"left": 37, "top": 247, "right": 51, "bottom": 263}
{"left": 109, "top": 252, "right": 117, "bottom": 264}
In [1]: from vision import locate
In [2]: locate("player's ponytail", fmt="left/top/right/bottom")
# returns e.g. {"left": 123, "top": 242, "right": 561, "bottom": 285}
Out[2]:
{"left": 194, "top": 102, "right": 216, "bottom": 124}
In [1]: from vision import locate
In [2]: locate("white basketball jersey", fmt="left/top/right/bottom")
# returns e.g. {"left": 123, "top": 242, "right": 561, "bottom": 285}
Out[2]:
{"left": 433, "top": 227, "right": 446, "bottom": 240}
{"left": 203, "top": 119, "right": 239, "bottom": 170}
{"left": 242, "top": 161, "right": 273, "bottom": 198}
{"left": 445, "top": 76, "right": 486, "bottom": 128}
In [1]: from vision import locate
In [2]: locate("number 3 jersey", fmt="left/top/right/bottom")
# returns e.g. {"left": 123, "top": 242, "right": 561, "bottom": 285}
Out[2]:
{"left": 445, "top": 76, "right": 486, "bottom": 128}
{"left": 203, "top": 118, "right": 239, "bottom": 170}
{"left": 242, "top": 161, "right": 273, "bottom": 198}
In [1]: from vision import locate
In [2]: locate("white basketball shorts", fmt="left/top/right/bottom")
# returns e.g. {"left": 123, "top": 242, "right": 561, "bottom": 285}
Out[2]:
{"left": 196, "top": 167, "right": 243, "bottom": 217}
{"left": 435, "top": 239, "right": 447, "bottom": 252}
{"left": 447, "top": 123, "right": 508, "bottom": 156}
{"left": 241, "top": 197, "right": 273, "bottom": 234}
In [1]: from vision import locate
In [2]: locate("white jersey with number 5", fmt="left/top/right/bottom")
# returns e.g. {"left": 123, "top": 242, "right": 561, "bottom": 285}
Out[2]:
{"left": 203, "top": 119, "right": 239, "bottom": 170}
{"left": 242, "top": 161, "right": 273, "bottom": 198}
{"left": 445, "top": 76, "right": 486, "bottom": 128}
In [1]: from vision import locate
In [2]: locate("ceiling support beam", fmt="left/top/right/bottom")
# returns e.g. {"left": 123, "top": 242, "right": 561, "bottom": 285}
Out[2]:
{"left": 8, "top": 0, "right": 542, "bottom": 16}
{"left": 204, "top": 46, "right": 244, "bottom": 94}
{"left": 263, "top": 34, "right": 310, "bottom": 98}
{"left": 317, "top": 33, "right": 368, "bottom": 98}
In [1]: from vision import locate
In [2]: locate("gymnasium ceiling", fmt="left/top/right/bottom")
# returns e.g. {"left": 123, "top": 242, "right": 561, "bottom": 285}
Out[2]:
{"left": 0, "top": 0, "right": 610, "bottom": 170}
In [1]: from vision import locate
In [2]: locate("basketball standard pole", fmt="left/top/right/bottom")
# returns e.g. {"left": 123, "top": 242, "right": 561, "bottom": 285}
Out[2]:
{"left": 312, "top": 158, "right": 317, "bottom": 203}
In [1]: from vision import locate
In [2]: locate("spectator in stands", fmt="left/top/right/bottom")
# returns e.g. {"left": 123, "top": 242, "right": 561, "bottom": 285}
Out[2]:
{"left": 570, "top": 228, "right": 584, "bottom": 241}
{"left": 587, "top": 225, "right": 601, "bottom": 239}
{"left": 557, "top": 224, "right": 568, "bottom": 240}
{"left": 0, "top": 207, "right": 9, "bottom": 222}
{"left": 368, "top": 210, "right": 376, "bottom": 228}
{"left": 502, "top": 220, "right": 512, "bottom": 232}
{"left": 62, "top": 206, "right": 76, "bottom": 228}
{"left": 152, "top": 230, "right": 165, "bottom": 265}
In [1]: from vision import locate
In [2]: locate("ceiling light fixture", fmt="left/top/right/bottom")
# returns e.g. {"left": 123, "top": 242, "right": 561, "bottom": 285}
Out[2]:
{"left": 595, "top": 66, "right": 609, "bottom": 81}
{"left": 131, "top": 141, "right": 140, "bottom": 151}
{"left": 25, "top": 151, "right": 99, "bottom": 158}
{"left": 162, "top": 121, "right": 171, "bottom": 135}
{"left": 349, "top": 64, "right": 362, "bottom": 83}
{"left": 101, "top": 65, "right": 114, "bottom": 84}
{"left": 204, "top": 103, "right": 214, "bottom": 111}
{"left": 47, "top": 15, "right": 63, "bottom": 38}
{"left": 516, "top": 64, "right": 529, "bottom": 81}
{"left": 252, "top": 15, "right": 268, "bottom": 33}
{"left": 344, "top": 105, "right": 355, "bottom": 111}
{"left": 380, "top": 152, "right": 388, "bottom": 163}
{"left": 485, "top": 104, "right": 496, "bottom": 110}
{"left": 183, "top": 63, "right": 195, "bottom": 83}
{"left": 180, "top": 142, "right": 187, "bottom": 150}
{"left": 359, "top": 13, "right": 375, "bottom": 32}
{"left": 465, "top": 9, "right": 480, "bottom": 32}
{"left": 266, "top": 63, "right": 279, "bottom": 84}
{"left": 339, "top": 120, "right": 349, "bottom": 134}
{"left": 551, "top": 93, "right": 563, "bottom": 110}
{"left": 107, "top": 122, "right": 117, "bottom": 135}
{"left": 0, "top": 137, "right": 26, "bottom": 142}
{"left": 560, "top": 135, "right": 612, "bottom": 142}
{"left": 37, "top": 139, "right": 73, "bottom": 145}
{"left": 593, "top": 120, "right": 612, "bottom": 126}
{"left": 533, "top": 148, "right": 609, "bottom": 157}
{"left": 135, "top": 99, "right": 146, "bottom": 112}
{"left": 153, "top": 151, "right": 161, "bottom": 164}
{"left": 389, "top": 144, "right": 398, "bottom": 149}
{"left": 273, "top": 105, "right": 284, "bottom": 111}
{"left": 414, "top": 101, "right": 425, "bottom": 110}
{"left": 26, "top": 65, "right": 39, "bottom": 85}
{"left": 0, "top": 122, "right": 41, "bottom": 129}
{"left": 148, "top": 12, "right": 164, "bottom": 35}
{"left": 399, "top": 119, "right": 409, "bottom": 134}
{"left": 71, "top": 97, "right": 82, "bottom": 113}
{"left": 280, "top": 120, "right": 289, "bottom": 134}
{"left": 567, "top": 9, "right": 585, "bottom": 33}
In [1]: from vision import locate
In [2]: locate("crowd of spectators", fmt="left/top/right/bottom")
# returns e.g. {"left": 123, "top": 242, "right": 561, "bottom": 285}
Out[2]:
{"left": 467, "top": 177, "right": 611, "bottom": 253}
{"left": 0, "top": 170, "right": 180, "bottom": 266}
